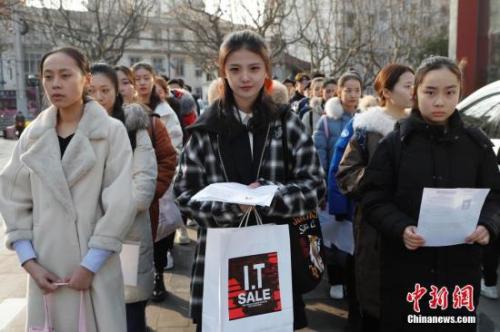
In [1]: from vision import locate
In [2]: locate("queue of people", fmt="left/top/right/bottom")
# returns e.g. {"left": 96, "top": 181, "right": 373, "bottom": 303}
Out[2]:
{"left": 0, "top": 28, "right": 499, "bottom": 332}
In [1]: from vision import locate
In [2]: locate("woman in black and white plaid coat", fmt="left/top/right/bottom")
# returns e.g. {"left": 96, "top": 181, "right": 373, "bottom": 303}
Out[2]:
{"left": 174, "top": 30, "right": 325, "bottom": 330}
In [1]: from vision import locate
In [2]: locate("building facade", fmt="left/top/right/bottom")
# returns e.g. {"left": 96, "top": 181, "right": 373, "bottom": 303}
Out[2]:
{"left": 449, "top": 0, "right": 500, "bottom": 96}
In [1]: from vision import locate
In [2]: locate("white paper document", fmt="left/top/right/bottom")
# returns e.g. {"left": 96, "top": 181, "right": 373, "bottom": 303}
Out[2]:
{"left": 417, "top": 188, "right": 490, "bottom": 247}
{"left": 191, "top": 182, "right": 279, "bottom": 206}
{"left": 318, "top": 208, "right": 354, "bottom": 255}
{"left": 120, "top": 241, "right": 140, "bottom": 286}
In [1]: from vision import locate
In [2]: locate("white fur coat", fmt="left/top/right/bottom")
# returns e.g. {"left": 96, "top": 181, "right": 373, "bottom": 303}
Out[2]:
{"left": 0, "top": 101, "right": 135, "bottom": 331}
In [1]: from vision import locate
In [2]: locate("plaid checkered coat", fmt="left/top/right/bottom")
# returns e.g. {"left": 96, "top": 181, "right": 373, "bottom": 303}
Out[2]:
{"left": 173, "top": 102, "right": 326, "bottom": 323}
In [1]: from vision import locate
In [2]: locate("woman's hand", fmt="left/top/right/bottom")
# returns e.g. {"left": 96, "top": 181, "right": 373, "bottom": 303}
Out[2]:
{"left": 239, "top": 182, "right": 261, "bottom": 212}
{"left": 66, "top": 266, "right": 94, "bottom": 291}
{"left": 403, "top": 226, "right": 425, "bottom": 250}
{"left": 465, "top": 225, "right": 490, "bottom": 245}
{"left": 23, "top": 260, "right": 62, "bottom": 294}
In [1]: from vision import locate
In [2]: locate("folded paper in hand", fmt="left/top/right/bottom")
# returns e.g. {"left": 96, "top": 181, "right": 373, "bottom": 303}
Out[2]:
{"left": 192, "top": 182, "right": 279, "bottom": 206}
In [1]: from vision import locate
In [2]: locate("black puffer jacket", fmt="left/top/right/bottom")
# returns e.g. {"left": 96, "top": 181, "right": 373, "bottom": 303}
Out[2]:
{"left": 361, "top": 109, "right": 500, "bottom": 332}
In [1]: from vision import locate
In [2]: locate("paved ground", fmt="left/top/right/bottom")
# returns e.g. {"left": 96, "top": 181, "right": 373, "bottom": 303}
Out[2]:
{"left": 0, "top": 137, "right": 500, "bottom": 331}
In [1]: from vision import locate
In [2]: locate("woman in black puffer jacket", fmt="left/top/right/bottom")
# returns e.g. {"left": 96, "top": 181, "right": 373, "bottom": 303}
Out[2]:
{"left": 361, "top": 56, "right": 500, "bottom": 332}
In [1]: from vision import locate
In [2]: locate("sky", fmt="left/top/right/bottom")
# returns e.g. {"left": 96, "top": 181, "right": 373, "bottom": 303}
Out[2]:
{"left": 205, "top": 0, "right": 263, "bottom": 25}
{"left": 27, "top": 0, "right": 87, "bottom": 11}
{"left": 26, "top": 0, "right": 262, "bottom": 24}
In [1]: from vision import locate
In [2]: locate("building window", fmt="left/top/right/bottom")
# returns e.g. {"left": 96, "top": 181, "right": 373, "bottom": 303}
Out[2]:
{"left": 129, "top": 56, "right": 142, "bottom": 66}
{"left": 24, "top": 53, "right": 42, "bottom": 75}
{"left": 423, "top": 15, "right": 431, "bottom": 26}
{"left": 195, "top": 65, "right": 203, "bottom": 78}
{"left": 153, "top": 57, "right": 164, "bottom": 73}
{"left": 368, "top": 14, "right": 375, "bottom": 25}
{"left": 153, "top": 30, "right": 162, "bottom": 45}
{"left": 8, "top": 60, "right": 13, "bottom": 80}
{"left": 346, "top": 12, "right": 356, "bottom": 26}
{"left": 380, "top": 9, "right": 388, "bottom": 20}
{"left": 195, "top": 87, "right": 202, "bottom": 98}
{"left": 174, "top": 58, "right": 184, "bottom": 77}
{"left": 173, "top": 29, "right": 184, "bottom": 40}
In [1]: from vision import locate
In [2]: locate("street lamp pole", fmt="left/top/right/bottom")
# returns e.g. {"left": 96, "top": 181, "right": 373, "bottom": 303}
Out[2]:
{"left": 13, "top": 10, "right": 28, "bottom": 118}
{"left": 0, "top": 53, "right": 5, "bottom": 90}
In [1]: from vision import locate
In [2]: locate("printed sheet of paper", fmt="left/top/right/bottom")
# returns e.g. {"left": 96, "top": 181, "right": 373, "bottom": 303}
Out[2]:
{"left": 318, "top": 208, "right": 354, "bottom": 255}
{"left": 120, "top": 241, "right": 140, "bottom": 286}
{"left": 417, "top": 188, "right": 490, "bottom": 247}
{"left": 191, "top": 182, "right": 279, "bottom": 207}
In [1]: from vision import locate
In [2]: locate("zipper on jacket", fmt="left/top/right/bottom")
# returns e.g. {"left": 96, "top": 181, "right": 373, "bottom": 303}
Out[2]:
{"left": 255, "top": 124, "right": 271, "bottom": 180}
{"left": 216, "top": 134, "right": 230, "bottom": 182}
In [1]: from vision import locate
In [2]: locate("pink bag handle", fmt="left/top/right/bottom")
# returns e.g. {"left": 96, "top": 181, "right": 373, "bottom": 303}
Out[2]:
{"left": 79, "top": 291, "right": 87, "bottom": 332}
{"left": 43, "top": 294, "right": 53, "bottom": 331}
{"left": 37, "top": 291, "right": 87, "bottom": 332}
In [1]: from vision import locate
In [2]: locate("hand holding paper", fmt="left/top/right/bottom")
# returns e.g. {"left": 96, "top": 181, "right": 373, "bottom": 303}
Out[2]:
{"left": 403, "top": 226, "right": 425, "bottom": 250}
{"left": 416, "top": 188, "right": 490, "bottom": 247}
{"left": 465, "top": 225, "right": 490, "bottom": 245}
{"left": 239, "top": 182, "right": 261, "bottom": 212}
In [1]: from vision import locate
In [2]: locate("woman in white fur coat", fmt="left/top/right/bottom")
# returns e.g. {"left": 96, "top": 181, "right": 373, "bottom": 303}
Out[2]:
{"left": 313, "top": 72, "right": 363, "bottom": 173}
{"left": 336, "top": 64, "right": 414, "bottom": 330}
{"left": 89, "top": 63, "right": 157, "bottom": 332}
{"left": 133, "top": 62, "right": 183, "bottom": 153}
{"left": 0, "top": 47, "right": 135, "bottom": 331}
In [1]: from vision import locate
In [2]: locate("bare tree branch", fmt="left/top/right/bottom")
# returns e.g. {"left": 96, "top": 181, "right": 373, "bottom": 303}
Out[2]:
{"left": 168, "top": 0, "right": 304, "bottom": 74}
{"left": 19, "top": 0, "right": 156, "bottom": 64}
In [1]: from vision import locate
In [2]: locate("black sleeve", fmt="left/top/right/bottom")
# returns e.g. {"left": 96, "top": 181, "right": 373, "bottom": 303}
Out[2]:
{"left": 361, "top": 132, "right": 415, "bottom": 242}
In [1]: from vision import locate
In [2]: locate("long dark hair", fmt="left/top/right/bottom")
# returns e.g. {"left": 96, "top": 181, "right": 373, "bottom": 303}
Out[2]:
{"left": 90, "top": 63, "right": 125, "bottom": 123}
{"left": 40, "top": 46, "right": 91, "bottom": 103}
{"left": 90, "top": 64, "right": 138, "bottom": 148}
{"left": 217, "top": 30, "right": 278, "bottom": 134}
{"left": 338, "top": 71, "right": 363, "bottom": 89}
{"left": 115, "top": 65, "right": 136, "bottom": 86}
{"left": 374, "top": 64, "right": 414, "bottom": 106}
{"left": 132, "top": 62, "right": 162, "bottom": 111}
{"left": 412, "top": 56, "right": 462, "bottom": 112}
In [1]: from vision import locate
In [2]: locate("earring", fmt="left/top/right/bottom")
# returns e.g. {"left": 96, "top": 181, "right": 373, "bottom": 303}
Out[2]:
{"left": 264, "top": 78, "right": 273, "bottom": 93}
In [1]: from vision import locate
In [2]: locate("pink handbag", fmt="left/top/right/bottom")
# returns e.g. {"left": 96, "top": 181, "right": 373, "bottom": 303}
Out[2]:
{"left": 29, "top": 291, "right": 87, "bottom": 332}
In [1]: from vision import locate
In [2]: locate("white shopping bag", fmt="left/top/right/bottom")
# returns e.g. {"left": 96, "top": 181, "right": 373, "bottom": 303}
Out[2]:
{"left": 202, "top": 211, "right": 294, "bottom": 332}
{"left": 120, "top": 241, "right": 140, "bottom": 286}
{"left": 318, "top": 207, "right": 354, "bottom": 255}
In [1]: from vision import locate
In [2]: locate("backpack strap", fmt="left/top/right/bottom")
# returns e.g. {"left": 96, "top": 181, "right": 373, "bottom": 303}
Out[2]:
{"left": 148, "top": 113, "right": 161, "bottom": 149}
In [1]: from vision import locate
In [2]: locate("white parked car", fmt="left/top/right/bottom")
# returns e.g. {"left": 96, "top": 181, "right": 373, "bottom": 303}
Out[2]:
{"left": 458, "top": 80, "right": 500, "bottom": 154}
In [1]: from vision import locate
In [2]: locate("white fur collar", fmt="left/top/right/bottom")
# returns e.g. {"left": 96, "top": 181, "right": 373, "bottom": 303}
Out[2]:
{"left": 352, "top": 106, "right": 403, "bottom": 136}
{"left": 19, "top": 100, "right": 109, "bottom": 220}
{"left": 124, "top": 103, "right": 150, "bottom": 132}
{"left": 27, "top": 100, "right": 109, "bottom": 140}
{"left": 324, "top": 97, "right": 346, "bottom": 120}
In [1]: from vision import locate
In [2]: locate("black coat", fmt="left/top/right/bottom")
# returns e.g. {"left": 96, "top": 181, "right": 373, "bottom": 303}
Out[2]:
{"left": 361, "top": 110, "right": 500, "bottom": 331}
